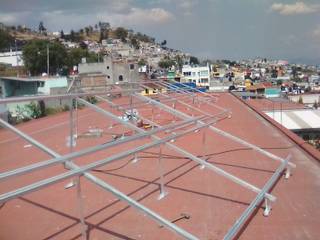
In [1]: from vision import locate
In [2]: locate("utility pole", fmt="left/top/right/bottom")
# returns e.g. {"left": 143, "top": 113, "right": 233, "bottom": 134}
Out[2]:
{"left": 15, "top": 39, "right": 19, "bottom": 77}
{"left": 47, "top": 44, "right": 50, "bottom": 76}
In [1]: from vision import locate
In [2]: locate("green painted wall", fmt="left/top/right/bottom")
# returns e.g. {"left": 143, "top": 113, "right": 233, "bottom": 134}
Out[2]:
{"left": 2, "top": 80, "right": 38, "bottom": 97}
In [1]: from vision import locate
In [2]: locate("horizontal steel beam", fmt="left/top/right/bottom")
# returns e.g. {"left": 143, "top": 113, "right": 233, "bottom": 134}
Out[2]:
{"left": 0, "top": 89, "right": 140, "bottom": 104}
{"left": 151, "top": 81, "right": 228, "bottom": 113}
{"left": 223, "top": 155, "right": 290, "bottom": 240}
{"left": 134, "top": 93, "right": 295, "bottom": 169}
{"left": 0, "top": 116, "right": 218, "bottom": 203}
{"left": 0, "top": 116, "right": 205, "bottom": 181}
{"left": 0, "top": 116, "right": 200, "bottom": 239}
{"left": 99, "top": 94, "right": 276, "bottom": 202}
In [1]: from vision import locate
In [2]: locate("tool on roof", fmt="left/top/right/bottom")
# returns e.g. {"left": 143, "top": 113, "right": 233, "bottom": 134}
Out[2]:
{"left": 159, "top": 213, "right": 191, "bottom": 228}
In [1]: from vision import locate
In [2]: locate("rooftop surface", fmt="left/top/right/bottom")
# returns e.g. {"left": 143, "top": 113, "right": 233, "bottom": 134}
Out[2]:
{"left": 0, "top": 92, "right": 320, "bottom": 240}
{"left": 264, "top": 109, "right": 320, "bottom": 130}
{"left": 246, "top": 98, "right": 305, "bottom": 111}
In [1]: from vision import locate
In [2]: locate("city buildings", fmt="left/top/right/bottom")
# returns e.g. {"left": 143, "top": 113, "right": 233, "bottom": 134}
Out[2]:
{"left": 182, "top": 64, "right": 211, "bottom": 88}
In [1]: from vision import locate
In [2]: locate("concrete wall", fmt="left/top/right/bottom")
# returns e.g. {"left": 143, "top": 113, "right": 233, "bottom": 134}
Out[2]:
{"left": 2, "top": 80, "right": 38, "bottom": 97}
{"left": 112, "top": 61, "right": 139, "bottom": 83}
{"left": 0, "top": 51, "right": 24, "bottom": 67}
{"left": 38, "top": 77, "right": 68, "bottom": 95}
{"left": 78, "top": 56, "right": 139, "bottom": 84}
{"left": 289, "top": 94, "right": 320, "bottom": 106}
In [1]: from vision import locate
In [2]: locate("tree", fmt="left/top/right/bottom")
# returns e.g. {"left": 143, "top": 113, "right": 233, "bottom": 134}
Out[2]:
{"left": 84, "top": 27, "right": 89, "bottom": 36}
{"left": 88, "top": 25, "right": 93, "bottom": 33}
{"left": 67, "top": 48, "right": 98, "bottom": 68}
{"left": 70, "top": 30, "right": 75, "bottom": 41}
{"left": 22, "top": 40, "right": 67, "bottom": 75}
{"left": 130, "top": 37, "right": 140, "bottom": 49}
{"left": 189, "top": 56, "right": 199, "bottom": 65}
{"left": 158, "top": 57, "right": 175, "bottom": 69}
{"left": 161, "top": 40, "right": 167, "bottom": 46}
{"left": 276, "top": 79, "right": 283, "bottom": 86}
{"left": 174, "top": 55, "right": 183, "bottom": 69}
{"left": 138, "top": 58, "right": 147, "bottom": 66}
{"left": 0, "top": 28, "right": 13, "bottom": 51}
{"left": 115, "top": 27, "right": 128, "bottom": 42}
{"left": 38, "top": 21, "right": 46, "bottom": 34}
{"left": 60, "top": 30, "right": 65, "bottom": 39}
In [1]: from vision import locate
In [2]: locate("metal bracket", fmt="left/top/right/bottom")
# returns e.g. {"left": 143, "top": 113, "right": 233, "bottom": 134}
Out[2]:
{"left": 132, "top": 153, "right": 139, "bottom": 163}
{"left": 263, "top": 198, "right": 272, "bottom": 217}
{"left": 285, "top": 166, "right": 291, "bottom": 179}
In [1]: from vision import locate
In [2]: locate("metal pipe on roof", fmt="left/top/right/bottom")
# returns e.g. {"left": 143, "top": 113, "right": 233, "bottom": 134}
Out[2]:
{"left": 98, "top": 94, "right": 276, "bottom": 202}
{"left": 134, "top": 93, "right": 296, "bottom": 169}
{"left": 139, "top": 83, "right": 230, "bottom": 121}
{"left": 137, "top": 89, "right": 293, "bottom": 168}
{"left": 0, "top": 119, "right": 203, "bottom": 240}
{"left": 154, "top": 80, "right": 228, "bottom": 113}
{"left": 0, "top": 89, "right": 140, "bottom": 104}
{"left": 223, "top": 155, "right": 290, "bottom": 240}
{"left": 0, "top": 117, "right": 218, "bottom": 203}
{"left": 0, "top": 116, "right": 205, "bottom": 181}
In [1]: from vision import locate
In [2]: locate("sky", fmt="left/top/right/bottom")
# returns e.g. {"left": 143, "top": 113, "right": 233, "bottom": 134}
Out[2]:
{"left": 0, "top": 0, "right": 320, "bottom": 64}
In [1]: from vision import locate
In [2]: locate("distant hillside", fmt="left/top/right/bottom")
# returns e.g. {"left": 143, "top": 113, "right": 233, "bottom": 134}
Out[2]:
{"left": 1, "top": 22, "right": 156, "bottom": 48}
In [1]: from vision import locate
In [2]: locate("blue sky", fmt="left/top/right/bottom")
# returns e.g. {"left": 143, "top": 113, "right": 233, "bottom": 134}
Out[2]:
{"left": 0, "top": 0, "right": 319, "bottom": 64}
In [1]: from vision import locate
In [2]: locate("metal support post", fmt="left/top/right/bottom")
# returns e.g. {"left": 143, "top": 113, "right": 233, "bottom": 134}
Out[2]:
{"left": 100, "top": 95, "right": 277, "bottom": 202}
{"left": 75, "top": 99, "right": 78, "bottom": 138}
{"left": 200, "top": 129, "right": 207, "bottom": 170}
{"left": 158, "top": 144, "right": 168, "bottom": 200}
{"left": 285, "top": 166, "right": 291, "bottom": 179}
{"left": 151, "top": 105, "right": 155, "bottom": 128}
{"left": 263, "top": 198, "right": 272, "bottom": 217}
{"left": 69, "top": 98, "right": 75, "bottom": 153}
{"left": 130, "top": 95, "right": 133, "bottom": 116}
{"left": 132, "top": 153, "right": 139, "bottom": 163}
{"left": 0, "top": 115, "right": 199, "bottom": 240}
{"left": 65, "top": 98, "right": 76, "bottom": 187}
{"left": 76, "top": 176, "right": 87, "bottom": 239}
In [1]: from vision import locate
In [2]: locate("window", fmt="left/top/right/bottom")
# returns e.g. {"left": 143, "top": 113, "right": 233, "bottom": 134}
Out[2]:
{"left": 14, "top": 82, "right": 21, "bottom": 90}
{"left": 200, "top": 70, "right": 208, "bottom": 76}
{"left": 107, "top": 75, "right": 110, "bottom": 79}
{"left": 119, "top": 75, "right": 123, "bottom": 81}
{"left": 129, "top": 64, "right": 134, "bottom": 70}
{"left": 37, "top": 82, "right": 45, "bottom": 87}
{"left": 183, "top": 72, "right": 191, "bottom": 76}
{"left": 106, "top": 66, "right": 110, "bottom": 69}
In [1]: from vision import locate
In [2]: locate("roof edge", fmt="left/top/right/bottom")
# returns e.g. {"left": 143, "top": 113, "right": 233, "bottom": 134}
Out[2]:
{"left": 230, "top": 92, "right": 320, "bottom": 163}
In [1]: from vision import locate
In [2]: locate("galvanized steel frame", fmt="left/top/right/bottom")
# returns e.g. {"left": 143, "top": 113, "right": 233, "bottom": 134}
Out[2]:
{"left": 0, "top": 84, "right": 294, "bottom": 240}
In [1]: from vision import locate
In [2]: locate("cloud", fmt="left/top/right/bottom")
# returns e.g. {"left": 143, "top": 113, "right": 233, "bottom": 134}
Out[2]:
{"left": 38, "top": 7, "right": 174, "bottom": 31}
{"left": 150, "top": 0, "right": 199, "bottom": 15}
{"left": 271, "top": 2, "right": 320, "bottom": 15}
{"left": 0, "top": 11, "right": 31, "bottom": 26}
{"left": 312, "top": 25, "right": 320, "bottom": 39}
{"left": 124, "top": 8, "right": 174, "bottom": 25}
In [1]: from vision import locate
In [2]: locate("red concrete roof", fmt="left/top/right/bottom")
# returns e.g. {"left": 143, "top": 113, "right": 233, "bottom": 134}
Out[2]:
{"left": 0, "top": 93, "right": 320, "bottom": 240}
{"left": 246, "top": 98, "right": 306, "bottom": 111}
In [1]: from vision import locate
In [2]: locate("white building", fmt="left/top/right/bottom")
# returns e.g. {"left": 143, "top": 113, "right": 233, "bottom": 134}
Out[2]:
{"left": 37, "top": 77, "right": 68, "bottom": 95}
{"left": 182, "top": 64, "right": 210, "bottom": 87}
{"left": 0, "top": 50, "right": 24, "bottom": 67}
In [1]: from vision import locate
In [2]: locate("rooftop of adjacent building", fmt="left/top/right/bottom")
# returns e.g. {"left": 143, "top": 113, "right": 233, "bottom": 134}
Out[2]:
{"left": 0, "top": 92, "right": 320, "bottom": 239}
